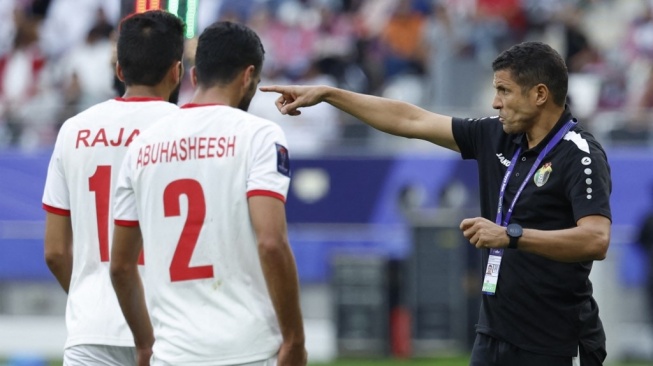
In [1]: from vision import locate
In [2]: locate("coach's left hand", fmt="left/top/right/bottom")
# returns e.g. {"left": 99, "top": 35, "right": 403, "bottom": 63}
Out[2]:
{"left": 460, "top": 217, "right": 510, "bottom": 249}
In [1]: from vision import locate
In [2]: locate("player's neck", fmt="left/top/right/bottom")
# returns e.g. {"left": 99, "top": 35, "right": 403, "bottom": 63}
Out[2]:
{"left": 122, "top": 85, "right": 169, "bottom": 101}
{"left": 190, "top": 86, "right": 240, "bottom": 108}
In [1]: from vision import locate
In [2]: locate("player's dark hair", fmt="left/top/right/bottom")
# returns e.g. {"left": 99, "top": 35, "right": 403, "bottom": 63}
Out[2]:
{"left": 194, "top": 21, "right": 265, "bottom": 87}
{"left": 492, "top": 41, "right": 568, "bottom": 107}
{"left": 117, "top": 10, "right": 185, "bottom": 86}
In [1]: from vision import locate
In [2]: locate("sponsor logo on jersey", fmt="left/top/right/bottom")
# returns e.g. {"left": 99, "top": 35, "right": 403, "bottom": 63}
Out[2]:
{"left": 534, "top": 162, "right": 552, "bottom": 187}
{"left": 276, "top": 143, "right": 291, "bottom": 177}
{"left": 496, "top": 153, "right": 511, "bottom": 167}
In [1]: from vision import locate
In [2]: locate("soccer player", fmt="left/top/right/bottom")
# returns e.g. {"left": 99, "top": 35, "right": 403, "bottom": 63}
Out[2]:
{"left": 42, "top": 10, "right": 184, "bottom": 366}
{"left": 110, "top": 21, "right": 307, "bottom": 366}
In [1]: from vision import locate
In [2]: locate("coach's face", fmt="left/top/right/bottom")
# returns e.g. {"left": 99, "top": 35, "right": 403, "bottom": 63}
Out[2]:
{"left": 492, "top": 69, "right": 539, "bottom": 135}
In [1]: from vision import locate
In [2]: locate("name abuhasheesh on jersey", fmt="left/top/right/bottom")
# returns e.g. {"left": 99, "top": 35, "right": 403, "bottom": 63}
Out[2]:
{"left": 136, "top": 135, "right": 237, "bottom": 168}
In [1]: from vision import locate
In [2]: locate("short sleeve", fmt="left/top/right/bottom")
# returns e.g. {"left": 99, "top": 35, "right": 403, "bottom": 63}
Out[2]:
{"left": 452, "top": 116, "right": 493, "bottom": 160}
{"left": 563, "top": 137, "right": 612, "bottom": 222}
{"left": 113, "top": 145, "right": 139, "bottom": 226}
{"left": 247, "top": 124, "right": 291, "bottom": 203}
{"left": 42, "top": 123, "right": 71, "bottom": 216}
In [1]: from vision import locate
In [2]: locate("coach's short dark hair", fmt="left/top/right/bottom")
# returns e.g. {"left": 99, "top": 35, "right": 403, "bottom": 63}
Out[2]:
{"left": 194, "top": 21, "right": 265, "bottom": 87}
{"left": 117, "top": 10, "right": 185, "bottom": 86}
{"left": 492, "top": 41, "right": 568, "bottom": 107}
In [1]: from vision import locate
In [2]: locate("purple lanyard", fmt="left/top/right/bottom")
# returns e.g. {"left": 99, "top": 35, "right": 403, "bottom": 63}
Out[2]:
{"left": 495, "top": 120, "right": 577, "bottom": 227}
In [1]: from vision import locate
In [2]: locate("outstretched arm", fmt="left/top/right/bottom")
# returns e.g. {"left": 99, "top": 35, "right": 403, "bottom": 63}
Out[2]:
{"left": 259, "top": 85, "right": 459, "bottom": 152}
{"left": 248, "top": 195, "right": 306, "bottom": 366}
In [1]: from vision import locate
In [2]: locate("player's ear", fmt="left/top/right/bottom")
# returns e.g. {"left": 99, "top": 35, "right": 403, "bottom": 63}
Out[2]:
{"left": 190, "top": 66, "right": 198, "bottom": 88}
{"left": 115, "top": 62, "right": 125, "bottom": 82}
{"left": 168, "top": 61, "right": 182, "bottom": 85}
{"left": 242, "top": 65, "right": 255, "bottom": 88}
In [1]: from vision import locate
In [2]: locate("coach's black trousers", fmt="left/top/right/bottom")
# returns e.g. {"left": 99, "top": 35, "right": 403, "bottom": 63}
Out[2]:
{"left": 469, "top": 333, "right": 607, "bottom": 366}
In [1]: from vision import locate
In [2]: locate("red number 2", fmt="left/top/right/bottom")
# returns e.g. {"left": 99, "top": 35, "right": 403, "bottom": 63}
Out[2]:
{"left": 164, "top": 179, "right": 214, "bottom": 282}
{"left": 89, "top": 165, "right": 144, "bottom": 264}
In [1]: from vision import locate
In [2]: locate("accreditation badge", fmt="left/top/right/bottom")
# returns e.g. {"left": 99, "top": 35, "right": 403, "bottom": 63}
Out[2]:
{"left": 482, "top": 249, "right": 504, "bottom": 295}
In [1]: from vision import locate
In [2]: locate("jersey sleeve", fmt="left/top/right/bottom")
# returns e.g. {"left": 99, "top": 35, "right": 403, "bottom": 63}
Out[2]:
{"left": 451, "top": 116, "right": 494, "bottom": 160}
{"left": 42, "top": 122, "right": 71, "bottom": 216}
{"left": 563, "top": 136, "right": 612, "bottom": 222}
{"left": 247, "top": 123, "right": 291, "bottom": 203}
{"left": 113, "top": 145, "right": 139, "bottom": 226}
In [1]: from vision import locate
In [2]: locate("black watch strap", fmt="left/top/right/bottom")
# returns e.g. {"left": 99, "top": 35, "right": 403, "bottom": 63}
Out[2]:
{"left": 508, "top": 235, "right": 519, "bottom": 249}
{"left": 506, "top": 223, "right": 522, "bottom": 249}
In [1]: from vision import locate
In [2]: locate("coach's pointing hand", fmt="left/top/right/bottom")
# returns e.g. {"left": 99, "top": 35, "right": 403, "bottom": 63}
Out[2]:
{"left": 259, "top": 85, "right": 327, "bottom": 116}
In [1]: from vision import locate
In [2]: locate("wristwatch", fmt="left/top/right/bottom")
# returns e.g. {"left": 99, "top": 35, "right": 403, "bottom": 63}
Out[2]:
{"left": 506, "top": 223, "right": 522, "bottom": 249}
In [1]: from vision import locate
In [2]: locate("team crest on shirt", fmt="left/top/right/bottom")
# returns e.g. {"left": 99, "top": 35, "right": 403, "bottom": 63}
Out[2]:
{"left": 275, "top": 143, "right": 291, "bottom": 177}
{"left": 533, "top": 162, "right": 552, "bottom": 187}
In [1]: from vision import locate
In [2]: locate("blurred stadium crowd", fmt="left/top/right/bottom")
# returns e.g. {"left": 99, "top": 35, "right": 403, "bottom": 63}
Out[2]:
{"left": 0, "top": 0, "right": 653, "bottom": 153}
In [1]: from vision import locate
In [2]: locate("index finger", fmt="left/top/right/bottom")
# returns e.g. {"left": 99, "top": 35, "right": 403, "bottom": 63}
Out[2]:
{"left": 259, "top": 85, "right": 286, "bottom": 93}
{"left": 459, "top": 217, "right": 476, "bottom": 230}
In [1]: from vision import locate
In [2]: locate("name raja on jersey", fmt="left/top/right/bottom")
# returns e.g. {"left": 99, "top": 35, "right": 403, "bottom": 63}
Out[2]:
{"left": 76, "top": 128, "right": 141, "bottom": 148}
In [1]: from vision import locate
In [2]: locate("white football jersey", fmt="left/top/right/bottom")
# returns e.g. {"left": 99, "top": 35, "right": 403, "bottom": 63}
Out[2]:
{"left": 42, "top": 97, "right": 179, "bottom": 349}
{"left": 113, "top": 104, "right": 290, "bottom": 365}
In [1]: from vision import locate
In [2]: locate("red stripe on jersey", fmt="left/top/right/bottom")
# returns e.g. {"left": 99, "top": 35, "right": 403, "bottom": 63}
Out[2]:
{"left": 181, "top": 103, "right": 223, "bottom": 109}
{"left": 115, "top": 219, "right": 139, "bottom": 227}
{"left": 42, "top": 203, "right": 71, "bottom": 216}
{"left": 247, "top": 190, "right": 286, "bottom": 203}
{"left": 114, "top": 97, "right": 164, "bottom": 102}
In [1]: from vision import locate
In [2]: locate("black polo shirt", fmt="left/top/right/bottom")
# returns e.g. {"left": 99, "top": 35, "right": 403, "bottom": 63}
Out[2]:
{"left": 452, "top": 107, "right": 611, "bottom": 357}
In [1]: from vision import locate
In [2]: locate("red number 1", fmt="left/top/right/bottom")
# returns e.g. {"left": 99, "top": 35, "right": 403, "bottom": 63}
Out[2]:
{"left": 89, "top": 165, "right": 144, "bottom": 264}
{"left": 164, "top": 179, "right": 214, "bottom": 282}
{"left": 89, "top": 166, "right": 111, "bottom": 262}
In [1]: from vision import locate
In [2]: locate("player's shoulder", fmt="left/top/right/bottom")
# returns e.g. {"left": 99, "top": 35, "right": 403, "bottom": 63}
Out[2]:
{"left": 129, "top": 106, "right": 183, "bottom": 140}
{"left": 203, "top": 105, "right": 283, "bottom": 134}
{"left": 62, "top": 99, "right": 176, "bottom": 126}
{"left": 251, "top": 116, "right": 286, "bottom": 142}
{"left": 248, "top": 111, "right": 282, "bottom": 130}
{"left": 55, "top": 99, "right": 117, "bottom": 138}
{"left": 232, "top": 108, "right": 284, "bottom": 134}
{"left": 61, "top": 99, "right": 114, "bottom": 125}
{"left": 114, "top": 98, "right": 179, "bottom": 120}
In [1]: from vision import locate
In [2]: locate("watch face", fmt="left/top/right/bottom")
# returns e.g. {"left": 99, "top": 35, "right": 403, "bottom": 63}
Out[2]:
{"left": 507, "top": 224, "right": 522, "bottom": 237}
